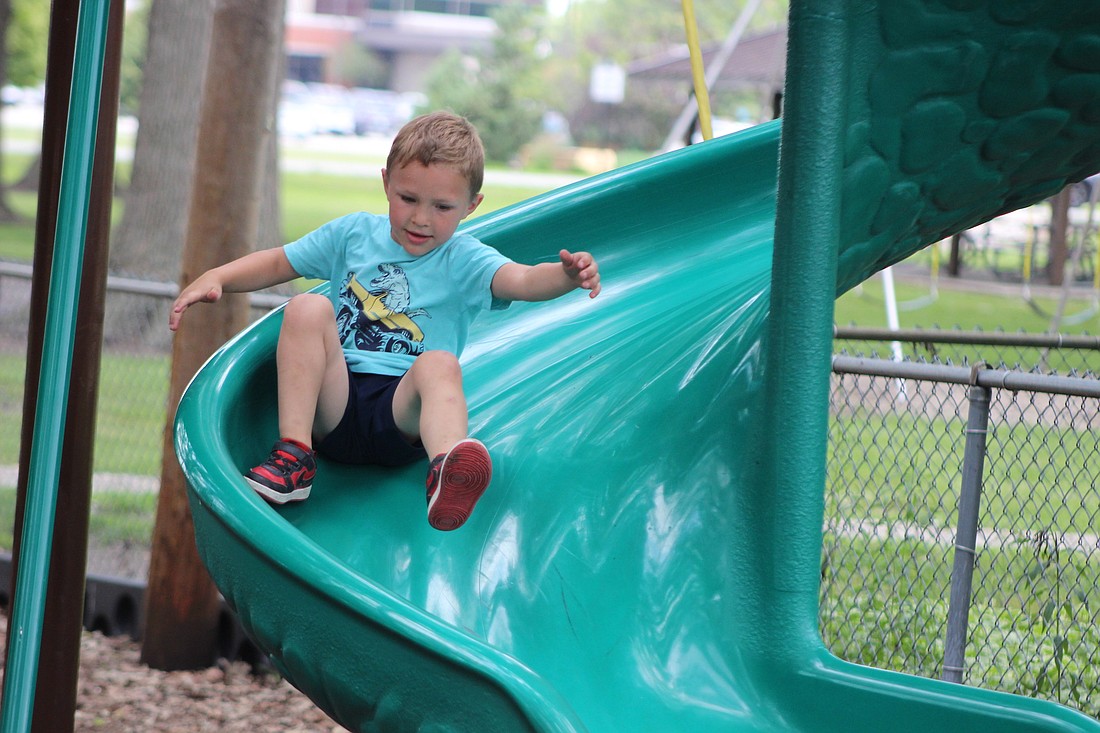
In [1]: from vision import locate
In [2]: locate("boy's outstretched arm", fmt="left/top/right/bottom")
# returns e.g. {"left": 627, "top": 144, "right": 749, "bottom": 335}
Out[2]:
{"left": 491, "top": 249, "right": 601, "bottom": 302}
{"left": 169, "top": 247, "right": 300, "bottom": 331}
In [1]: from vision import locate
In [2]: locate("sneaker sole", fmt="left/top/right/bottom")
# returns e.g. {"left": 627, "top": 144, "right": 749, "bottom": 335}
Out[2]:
{"left": 245, "top": 475, "right": 312, "bottom": 504}
{"left": 428, "top": 439, "right": 492, "bottom": 531}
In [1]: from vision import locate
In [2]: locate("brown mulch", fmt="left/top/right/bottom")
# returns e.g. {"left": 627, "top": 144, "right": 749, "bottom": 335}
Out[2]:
{"left": 0, "top": 613, "right": 344, "bottom": 732}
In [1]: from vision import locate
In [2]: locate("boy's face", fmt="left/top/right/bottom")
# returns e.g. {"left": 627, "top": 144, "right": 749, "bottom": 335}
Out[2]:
{"left": 382, "top": 162, "right": 483, "bottom": 257}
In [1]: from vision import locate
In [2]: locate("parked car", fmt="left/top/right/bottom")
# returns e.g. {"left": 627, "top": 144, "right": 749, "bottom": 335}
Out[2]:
{"left": 1, "top": 84, "right": 44, "bottom": 106}
{"left": 348, "top": 88, "right": 422, "bottom": 136}
{"left": 278, "top": 82, "right": 356, "bottom": 137}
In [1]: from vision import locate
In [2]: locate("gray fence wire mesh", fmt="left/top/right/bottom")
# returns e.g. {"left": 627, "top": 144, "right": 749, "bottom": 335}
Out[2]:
{"left": 0, "top": 262, "right": 288, "bottom": 577}
{"left": 825, "top": 330, "right": 1100, "bottom": 719}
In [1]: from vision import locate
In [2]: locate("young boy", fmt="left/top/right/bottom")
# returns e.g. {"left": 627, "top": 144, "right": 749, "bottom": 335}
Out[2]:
{"left": 169, "top": 111, "right": 601, "bottom": 531}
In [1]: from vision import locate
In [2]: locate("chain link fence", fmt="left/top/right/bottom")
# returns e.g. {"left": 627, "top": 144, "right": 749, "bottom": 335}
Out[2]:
{"left": 823, "top": 328, "right": 1100, "bottom": 718}
{"left": 0, "top": 261, "right": 288, "bottom": 576}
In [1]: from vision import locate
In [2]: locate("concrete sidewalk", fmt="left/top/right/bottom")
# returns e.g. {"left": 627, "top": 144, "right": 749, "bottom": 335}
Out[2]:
{"left": 0, "top": 465, "right": 158, "bottom": 494}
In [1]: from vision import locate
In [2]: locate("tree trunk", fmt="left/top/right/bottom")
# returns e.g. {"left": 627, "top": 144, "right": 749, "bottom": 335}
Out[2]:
{"left": 99, "top": 0, "right": 215, "bottom": 350}
{"left": 108, "top": 0, "right": 213, "bottom": 282}
{"left": 1047, "top": 188, "right": 1071, "bottom": 286}
{"left": 142, "top": 0, "right": 287, "bottom": 671}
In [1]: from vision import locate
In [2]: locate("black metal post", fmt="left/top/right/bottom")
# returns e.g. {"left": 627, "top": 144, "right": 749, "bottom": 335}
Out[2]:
{"left": 941, "top": 379, "right": 992, "bottom": 684}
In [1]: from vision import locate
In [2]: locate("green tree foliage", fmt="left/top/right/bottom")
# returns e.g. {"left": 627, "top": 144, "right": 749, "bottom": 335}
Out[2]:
{"left": 6, "top": 0, "right": 48, "bottom": 86}
{"left": 424, "top": 4, "right": 547, "bottom": 164}
{"left": 333, "top": 42, "right": 388, "bottom": 89}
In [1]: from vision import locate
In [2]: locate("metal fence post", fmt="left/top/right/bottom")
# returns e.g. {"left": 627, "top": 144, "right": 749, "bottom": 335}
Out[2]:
{"left": 942, "top": 374, "right": 992, "bottom": 684}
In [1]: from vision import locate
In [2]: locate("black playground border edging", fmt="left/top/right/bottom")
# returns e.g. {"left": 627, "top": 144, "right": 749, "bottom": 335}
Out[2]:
{"left": 0, "top": 553, "right": 266, "bottom": 667}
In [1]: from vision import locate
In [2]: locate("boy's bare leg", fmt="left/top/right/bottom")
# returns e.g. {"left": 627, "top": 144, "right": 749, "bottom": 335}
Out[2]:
{"left": 391, "top": 350, "right": 468, "bottom": 457}
{"left": 393, "top": 350, "right": 490, "bottom": 530}
{"left": 276, "top": 293, "right": 350, "bottom": 447}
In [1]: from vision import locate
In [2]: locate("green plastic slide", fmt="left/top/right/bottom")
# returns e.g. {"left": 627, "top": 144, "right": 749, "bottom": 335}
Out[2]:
{"left": 176, "top": 3, "right": 1100, "bottom": 731}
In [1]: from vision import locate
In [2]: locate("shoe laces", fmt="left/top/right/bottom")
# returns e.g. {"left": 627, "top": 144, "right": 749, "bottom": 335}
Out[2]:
{"left": 268, "top": 448, "right": 306, "bottom": 475}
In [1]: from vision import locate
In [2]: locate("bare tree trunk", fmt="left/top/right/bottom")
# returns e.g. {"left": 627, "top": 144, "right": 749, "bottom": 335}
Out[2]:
{"left": 1047, "top": 188, "right": 1071, "bottom": 286}
{"left": 101, "top": 0, "right": 215, "bottom": 351}
{"left": 142, "top": 0, "right": 287, "bottom": 671}
{"left": 108, "top": 0, "right": 213, "bottom": 282}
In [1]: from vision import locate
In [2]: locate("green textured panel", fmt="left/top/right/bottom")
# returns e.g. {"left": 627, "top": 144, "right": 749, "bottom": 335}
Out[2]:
{"left": 176, "top": 3, "right": 1100, "bottom": 731}
{"left": 830, "top": 0, "right": 1100, "bottom": 292}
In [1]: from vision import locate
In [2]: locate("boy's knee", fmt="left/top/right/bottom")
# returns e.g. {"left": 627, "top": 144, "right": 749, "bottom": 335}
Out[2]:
{"left": 283, "top": 293, "right": 334, "bottom": 326}
{"left": 413, "top": 350, "right": 462, "bottom": 380}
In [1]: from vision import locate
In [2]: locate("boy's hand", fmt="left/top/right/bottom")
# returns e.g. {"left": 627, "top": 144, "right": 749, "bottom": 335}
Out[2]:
{"left": 560, "top": 249, "right": 601, "bottom": 298}
{"left": 166, "top": 247, "right": 299, "bottom": 331}
{"left": 168, "top": 274, "right": 223, "bottom": 332}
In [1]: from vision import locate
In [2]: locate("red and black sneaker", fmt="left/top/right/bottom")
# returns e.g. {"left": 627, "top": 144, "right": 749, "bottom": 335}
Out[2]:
{"left": 245, "top": 439, "right": 316, "bottom": 504}
{"left": 425, "top": 438, "right": 492, "bottom": 531}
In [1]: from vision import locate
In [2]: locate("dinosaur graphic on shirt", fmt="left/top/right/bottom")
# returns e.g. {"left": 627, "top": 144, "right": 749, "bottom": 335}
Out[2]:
{"left": 336, "top": 265, "right": 429, "bottom": 355}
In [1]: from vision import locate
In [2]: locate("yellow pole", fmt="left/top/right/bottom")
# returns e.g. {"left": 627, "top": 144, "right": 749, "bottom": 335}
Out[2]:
{"left": 1023, "top": 208, "right": 1034, "bottom": 285}
{"left": 1093, "top": 227, "right": 1099, "bottom": 293}
{"left": 681, "top": 0, "right": 714, "bottom": 141}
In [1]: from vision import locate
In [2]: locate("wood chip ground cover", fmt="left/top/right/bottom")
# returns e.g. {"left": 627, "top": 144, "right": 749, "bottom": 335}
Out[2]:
{"left": 0, "top": 613, "right": 342, "bottom": 732}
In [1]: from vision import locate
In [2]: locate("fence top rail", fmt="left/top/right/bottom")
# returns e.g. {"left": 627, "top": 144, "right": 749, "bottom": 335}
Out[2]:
{"left": 831, "top": 355, "right": 1100, "bottom": 398}
{"left": 834, "top": 325, "right": 1100, "bottom": 351}
{"left": 0, "top": 258, "right": 288, "bottom": 309}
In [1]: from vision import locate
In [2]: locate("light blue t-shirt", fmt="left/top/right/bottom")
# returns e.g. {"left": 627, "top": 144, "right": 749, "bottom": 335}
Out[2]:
{"left": 284, "top": 212, "right": 512, "bottom": 377}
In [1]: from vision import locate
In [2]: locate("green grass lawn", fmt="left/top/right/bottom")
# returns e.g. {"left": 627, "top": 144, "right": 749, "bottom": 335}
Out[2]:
{"left": 828, "top": 407, "right": 1099, "bottom": 534}
{"left": 820, "top": 534, "right": 1100, "bottom": 717}
{"left": 0, "top": 487, "right": 157, "bottom": 549}
{"left": 836, "top": 273, "right": 1100, "bottom": 334}
{"left": 0, "top": 354, "right": 25, "bottom": 464}
{"left": 0, "top": 189, "right": 38, "bottom": 260}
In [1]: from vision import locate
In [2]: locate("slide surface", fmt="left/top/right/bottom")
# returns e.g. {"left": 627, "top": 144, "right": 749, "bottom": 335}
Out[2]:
{"left": 179, "top": 127, "right": 785, "bottom": 732}
{"left": 176, "top": 4, "right": 1100, "bottom": 731}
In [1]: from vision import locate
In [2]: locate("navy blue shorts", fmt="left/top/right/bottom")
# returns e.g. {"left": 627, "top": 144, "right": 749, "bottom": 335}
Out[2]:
{"left": 315, "top": 367, "right": 426, "bottom": 467}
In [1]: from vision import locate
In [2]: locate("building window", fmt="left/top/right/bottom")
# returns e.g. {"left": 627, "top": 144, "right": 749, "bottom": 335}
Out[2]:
{"left": 316, "top": 0, "right": 368, "bottom": 15}
{"left": 413, "top": 0, "right": 451, "bottom": 13}
{"left": 287, "top": 54, "right": 326, "bottom": 83}
{"left": 367, "top": 0, "right": 521, "bottom": 15}
{"left": 466, "top": 0, "right": 497, "bottom": 17}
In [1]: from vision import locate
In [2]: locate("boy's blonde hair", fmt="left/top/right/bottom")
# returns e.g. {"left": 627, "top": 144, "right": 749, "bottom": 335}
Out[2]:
{"left": 387, "top": 111, "right": 485, "bottom": 196}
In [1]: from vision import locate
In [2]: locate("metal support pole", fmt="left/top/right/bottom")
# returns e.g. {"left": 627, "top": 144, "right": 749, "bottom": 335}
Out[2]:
{"left": 941, "top": 378, "right": 992, "bottom": 684}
